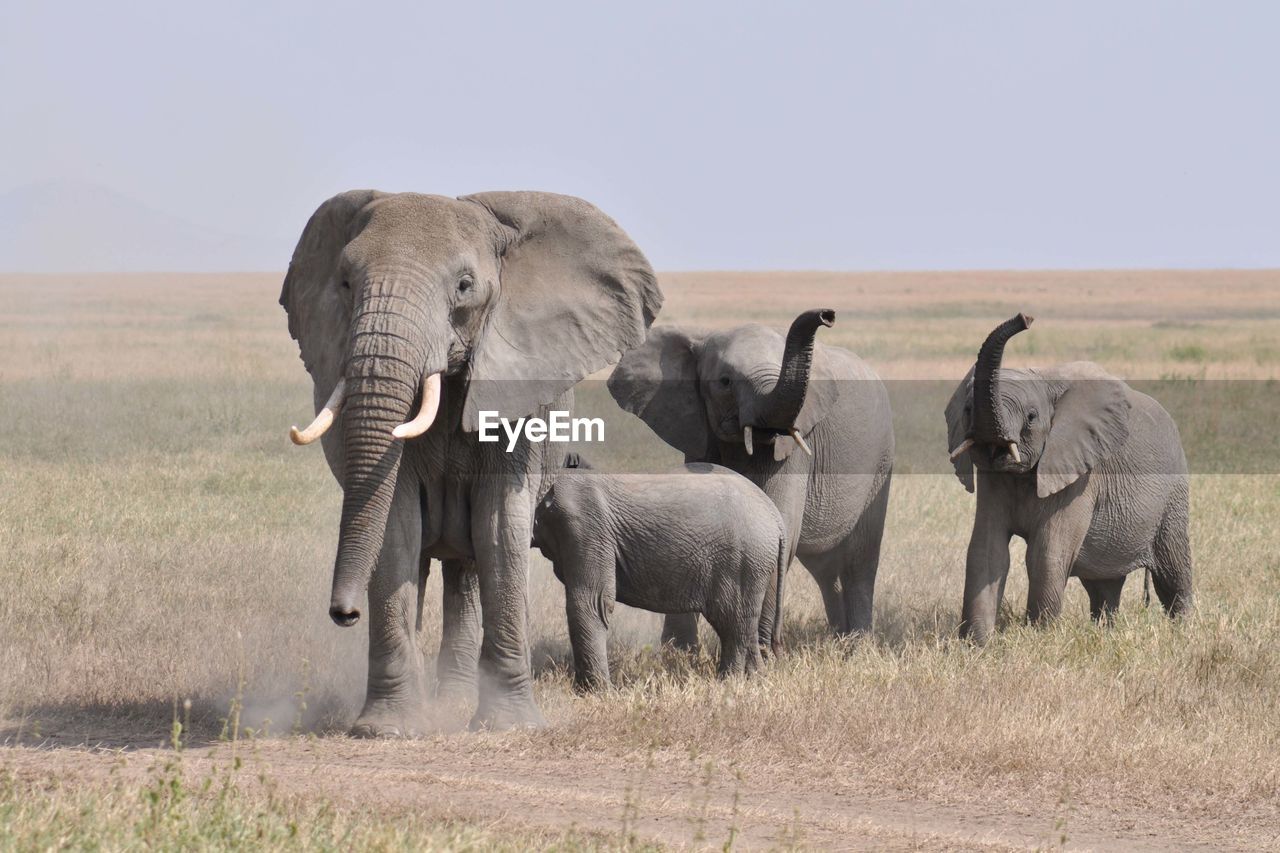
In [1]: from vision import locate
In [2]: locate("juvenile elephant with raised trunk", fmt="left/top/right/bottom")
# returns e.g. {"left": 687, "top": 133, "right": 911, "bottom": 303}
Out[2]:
{"left": 945, "top": 314, "right": 1193, "bottom": 643}
{"left": 533, "top": 456, "right": 787, "bottom": 688}
{"left": 609, "top": 309, "right": 894, "bottom": 647}
{"left": 281, "top": 190, "right": 660, "bottom": 734}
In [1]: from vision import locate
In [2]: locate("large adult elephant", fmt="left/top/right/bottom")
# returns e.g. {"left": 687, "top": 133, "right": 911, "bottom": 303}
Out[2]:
{"left": 944, "top": 314, "right": 1193, "bottom": 643}
{"left": 608, "top": 309, "right": 894, "bottom": 644}
{"left": 281, "top": 190, "right": 661, "bottom": 734}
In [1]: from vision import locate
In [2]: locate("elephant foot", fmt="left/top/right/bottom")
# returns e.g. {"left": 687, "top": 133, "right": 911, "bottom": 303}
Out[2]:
{"left": 957, "top": 623, "right": 994, "bottom": 646}
{"left": 434, "top": 678, "right": 476, "bottom": 703}
{"left": 350, "top": 700, "right": 429, "bottom": 739}
{"left": 350, "top": 720, "right": 414, "bottom": 739}
{"left": 572, "top": 675, "right": 610, "bottom": 694}
{"left": 434, "top": 665, "right": 477, "bottom": 702}
{"left": 469, "top": 696, "right": 547, "bottom": 731}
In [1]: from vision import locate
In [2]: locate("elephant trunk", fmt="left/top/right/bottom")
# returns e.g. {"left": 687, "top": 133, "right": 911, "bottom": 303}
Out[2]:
{"left": 755, "top": 309, "right": 835, "bottom": 432}
{"left": 328, "top": 282, "right": 442, "bottom": 626}
{"left": 972, "top": 313, "right": 1033, "bottom": 445}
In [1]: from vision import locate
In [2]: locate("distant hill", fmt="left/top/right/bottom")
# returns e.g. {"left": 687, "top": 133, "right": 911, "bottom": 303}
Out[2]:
{"left": 0, "top": 181, "right": 285, "bottom": 272}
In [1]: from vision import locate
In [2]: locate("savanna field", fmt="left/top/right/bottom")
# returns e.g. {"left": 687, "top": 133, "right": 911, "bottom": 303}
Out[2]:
{"left": 1, "top": 271, "right": 1278, "bottom": 850}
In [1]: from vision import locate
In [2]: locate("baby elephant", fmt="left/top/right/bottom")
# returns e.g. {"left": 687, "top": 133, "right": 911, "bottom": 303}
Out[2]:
{"left": 945, "top": 314, "right": 1192, "bottom": 643}
{"left": 534, "top": 456, "right": 788, "bottom": 689}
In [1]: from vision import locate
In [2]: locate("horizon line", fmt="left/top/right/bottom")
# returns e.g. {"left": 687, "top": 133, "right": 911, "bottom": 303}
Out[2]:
{"left": 1, "top": 266, "right": 1277, "bottom": 277}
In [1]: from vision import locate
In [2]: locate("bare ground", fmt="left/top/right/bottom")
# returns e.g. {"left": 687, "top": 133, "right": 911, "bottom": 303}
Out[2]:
{"left": 2, "top": 722, "right": 1271, "bottom": 852}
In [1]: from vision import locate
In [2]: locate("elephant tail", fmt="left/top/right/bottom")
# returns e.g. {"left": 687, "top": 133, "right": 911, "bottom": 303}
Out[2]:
{"left": 771, "top": 528, "right": 788, "bottom": 655}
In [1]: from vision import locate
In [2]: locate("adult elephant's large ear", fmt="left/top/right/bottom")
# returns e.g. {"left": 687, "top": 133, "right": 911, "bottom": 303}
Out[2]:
{"left": 459, "top": 192, "right": 663, "bottom": 429}
{"left": 280, "top": 190, "right": 382, "bottom": 389}
{"left": 608, "top": 326, "right": 712, "bottom": 459}
{"left": 944, "top": 366, "right": 976, "bottom": 493}
{"left": 1036, "top": 363, "right": 1132, "bottom": 498}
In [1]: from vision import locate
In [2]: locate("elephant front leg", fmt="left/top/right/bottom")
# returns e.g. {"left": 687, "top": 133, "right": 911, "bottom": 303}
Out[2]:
{"left": 470, "top": 484, "right": 546, "bottom": 730}
{"left": 561, "top": 543, "right": 616, "bottom": 691}
{"left": 435, "top": 558, "right": 481, "bottom": 700}
{"left": 352, "top": 482, "right": 429, "bottom": 738}
{"left": 959, "top": 520, "right": 1012, "bottom": 645}
{"left": 566, "top": 587, "right": 614, "bottom": 691}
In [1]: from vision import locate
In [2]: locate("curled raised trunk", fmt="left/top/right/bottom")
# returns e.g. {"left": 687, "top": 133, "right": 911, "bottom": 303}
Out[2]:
{"left": 755, "top": 308, "right": 835, "bottom": 430}
{"left": 972, "top": 313, "right": 1033, "bottom": 443}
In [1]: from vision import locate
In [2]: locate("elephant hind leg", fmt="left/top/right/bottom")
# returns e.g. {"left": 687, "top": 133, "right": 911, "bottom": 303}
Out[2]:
{"left": 1025, "top": 495, "right": 1092, "bottom": 628}
{"left": 661, "top": 612, "right": 701, "bottom": 653}
{"left": 1152, "top": 499, "right": 1194, "bottom": 618}
{"left": 793, "top": 561, "right": 843, "bottom": 634}
{"left": 436, "top": 559, "right": 481, "bottom": 700}
{"left": 797, "top": 552, "right": 847, "bottom": 633}
{"left": 707, "top": 611, "right": 756, "bottom": 678}
{"left": 1081, "top": 576, "right": 1125, "bottom": 624}
{"left": 841, "top": 474, "right": 891, "bottom": 636}
{"left": 802, "top": 473, "right": 891, "bottom": 637}
{"left": 756, "top": 563, "right": 781, "bottom": 655}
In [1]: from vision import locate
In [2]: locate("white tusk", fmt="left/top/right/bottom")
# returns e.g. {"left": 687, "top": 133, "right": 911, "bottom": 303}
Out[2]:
{"left": 743, "top": 426, "right": 754, "bottom": 456}
{"left": 392, "top": 372, "right": 442, "bottom": 440}
{"left": 290, "top": 378, "right": 347, "bottom": 446}
{"left": 789, "top": 428, "right": 812, "bottom": 456}
{"left": 1008, "top": 442, "right": 1021, "bottom": 464}
{"left": 948, "top": 437, "right": 975, "bottom": 462}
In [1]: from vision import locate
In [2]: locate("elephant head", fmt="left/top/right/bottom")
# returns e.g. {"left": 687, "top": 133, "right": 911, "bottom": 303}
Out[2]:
{"left": 609, "top": 309, "right": 838, "bottom": 462}
{"left": 945, "top": 315, "right": 1132, "bottom": 498}
{"left": 281, "top": 191, "right": 661, "bottom": 626}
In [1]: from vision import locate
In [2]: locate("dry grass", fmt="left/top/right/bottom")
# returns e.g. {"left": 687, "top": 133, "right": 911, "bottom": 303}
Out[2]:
{"left": 0, "top": 755, "right": 643, "bottom": 851}
{"left": 0, "top": 767, "right": 631, "bottom": 851}
{"left": 2, "top": 270, "right": 1279, "bottom": 848}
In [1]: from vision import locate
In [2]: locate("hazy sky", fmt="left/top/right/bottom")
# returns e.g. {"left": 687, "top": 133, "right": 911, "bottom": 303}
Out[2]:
{"left": 3, "top": 1, "right": 1276, "bottom": 270}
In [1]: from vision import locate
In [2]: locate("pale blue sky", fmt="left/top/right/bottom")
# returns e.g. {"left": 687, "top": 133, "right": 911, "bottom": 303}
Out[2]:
{"left": 2, "top": 1, "right": 1276, "bottom": 270}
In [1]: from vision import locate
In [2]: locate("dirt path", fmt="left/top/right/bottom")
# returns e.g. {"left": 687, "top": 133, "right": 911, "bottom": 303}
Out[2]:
{"left": 2, "top": 737, "right": 1260, "bottom": 851}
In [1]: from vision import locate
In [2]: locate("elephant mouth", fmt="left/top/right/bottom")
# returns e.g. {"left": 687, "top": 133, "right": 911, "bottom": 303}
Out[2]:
{"left": 984, "top": 442, "right": 1030, "bottom": 472}
{"left": 716, "top": 415, "right": 775, "bottom": 445}
{"left": 743, "top": 425, "right": 784, "bottom": 442}
{"left": 726, "top": 423, "right": 812, "bottom": 457}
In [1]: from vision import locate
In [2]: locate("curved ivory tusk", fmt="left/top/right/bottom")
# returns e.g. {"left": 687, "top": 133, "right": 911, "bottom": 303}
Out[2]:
{"left": 290, "top": 378, "right": 347, "bottom": 446}
{"left": 1008, "top": 442, "right": 1021, "bottom": 464}
{"left": 948, "top": 437, "right": 975, "bottom": 462}
{"left": 789, "top": 427, "right": 812, "bottom": 457}
{"left": 392, "top": 372, "right": 443, "bottom": 440}
{"left": 743, "top": 425, "right": 754, "bottom": 456}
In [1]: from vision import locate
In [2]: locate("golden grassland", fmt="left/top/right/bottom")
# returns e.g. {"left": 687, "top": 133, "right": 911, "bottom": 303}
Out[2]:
{"left": 1, "top": 270, "right": 1279, "bottom": 849}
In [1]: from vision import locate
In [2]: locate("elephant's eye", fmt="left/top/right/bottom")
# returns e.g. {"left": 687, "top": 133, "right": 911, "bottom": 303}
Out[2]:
{"left": 340, "top": 279, "right": 351, "bottom": 291}
{"left": 458, "top": 275, "right": 474, "bottom": 294}
{"left": 719, "top": 376, "right": 732, "bottom": 388}
{"left": 1027, "top": 409, "right": 1039, "bottom": 424}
